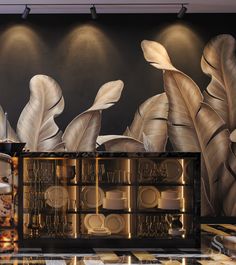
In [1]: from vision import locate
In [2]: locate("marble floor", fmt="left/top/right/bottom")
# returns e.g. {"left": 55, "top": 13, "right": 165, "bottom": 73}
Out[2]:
{"left": 0, "top": 224, "right": 235, "bottom": 265}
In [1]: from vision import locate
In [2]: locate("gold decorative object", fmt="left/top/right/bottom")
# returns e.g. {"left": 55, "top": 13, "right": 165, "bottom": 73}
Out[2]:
{"left": 125, "top": 93, "right": 168, "bottom": 152}
{"left": 16, "top": 75, "right": 65, "bottom": 152}
{"left": 62, "top": 80, "right": 124, "bottom": 152}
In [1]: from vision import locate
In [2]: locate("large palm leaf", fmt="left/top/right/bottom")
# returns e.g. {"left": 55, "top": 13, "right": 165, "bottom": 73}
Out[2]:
{"left": 142, "top": 40, "right": 229, "bottom": 216}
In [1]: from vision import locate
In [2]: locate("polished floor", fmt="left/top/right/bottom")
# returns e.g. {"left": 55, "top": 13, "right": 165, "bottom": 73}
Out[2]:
{"left": 0, "top": 224, "right": 235, "bottom": 265}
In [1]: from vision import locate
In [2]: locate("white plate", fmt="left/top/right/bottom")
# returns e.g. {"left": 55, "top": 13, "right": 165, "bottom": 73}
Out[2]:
{"left": 84, "top": 214, "right": 105, "bottom": 230}
{"left": 105, "top": 214, "right": 125, "bottom": 234}
{"left": 138, "top": 186, "right": 160, "bottom": 208}
{"left": 44, "top": 186, "right": 68, "bottom": 208}
{"left": 161, "top": 159, "right": 183, "bottom": 182}
{"left": 81, "top": 186, "right": 104, "bottom": 208}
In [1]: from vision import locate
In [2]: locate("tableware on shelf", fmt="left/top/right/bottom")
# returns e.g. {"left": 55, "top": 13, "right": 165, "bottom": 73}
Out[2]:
{"left": 84, "top": 213, "right": 105, "bottom": 231}
{"left": 88, "top": 227, "right": 111, "bottom": 236}
{"left": 160, "top": 159, "right": 183, "bottom": 182}
{"left": 81, "top": 186, "right": 104, "bottom": 208}
{"left": 56, "top": 165, "right": 76, "bottom": 181}
{"left": 137, "top": 215, "right": 170, "bottom": 237}
{"left": 138, "top": 186, "right": 160, "bottom": 208}
{"left": 138, "top": 159, "right": 155, "bottom": 182}
{"left": 105, "top": 214, "right": 125, "bottom": 234}
{"left": 44, "top": 186, "right": 69, "bottom": 208}
{"left": 67, "top": 199, "right": 77, "bottom": 211}
{"left": 106, "top": 171, "right": 115, "bottom": 183}
{"left": 158, "top": 190, "right": 182, "bottom": 210}
{"left": 103, "top": 189, "right": 127, "bottom": 210}
{"left": 98, "top": 163, "right": 105, "bottom": 182}
{"left": 168, "top": 214, "right": 185, "bottom": 237}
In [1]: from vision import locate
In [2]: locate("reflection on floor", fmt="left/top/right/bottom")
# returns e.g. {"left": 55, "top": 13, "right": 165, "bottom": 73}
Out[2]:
{"left": 0, "top": 224, "right": 235, "bottom": 265}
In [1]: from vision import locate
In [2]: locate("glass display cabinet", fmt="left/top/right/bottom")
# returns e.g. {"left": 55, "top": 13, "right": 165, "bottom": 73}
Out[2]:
{"left": 18, "top": 152, "right": 200, "bottom": 248}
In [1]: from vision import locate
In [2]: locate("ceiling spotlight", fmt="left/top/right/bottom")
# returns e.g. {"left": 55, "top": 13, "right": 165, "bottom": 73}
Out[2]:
{"left": 22, "top": 5, "right": 31, "bottom": 19}
{"left": 177, "top": 4, "right": 187, "bottom": 19}
{"left": 90, "top": 5, "right": 98, "bottom": 20}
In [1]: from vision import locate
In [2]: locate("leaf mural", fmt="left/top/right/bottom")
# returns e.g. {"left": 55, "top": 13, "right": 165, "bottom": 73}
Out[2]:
{"left": 221, "top": 130, "right": 236, "bottom": 215}
{"left": 17, "top": 75, "right": 64, "bottom": 151}
{"left": 124, "top": 93, "right": 169, "bottom": 152}
{"left": 141, "top": 40, "right": 230, "bottom": 216}
{"left": 201, "top": 34, "right": 236, "bottom": 132}
{"left": 63, "top": 80, "right": 124, "bottom": 152}
{"left": 0, "top": 106, "right": 18, "bottom": 142}
{"left": 97, "top": 135, "right": 145, "bottom": 152}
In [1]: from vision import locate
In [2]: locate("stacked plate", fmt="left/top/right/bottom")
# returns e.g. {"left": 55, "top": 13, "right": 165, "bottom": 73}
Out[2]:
{"left": 158, "top": 190, "right": 182, "bottom": 210}
{"left": 103, "top": 190, "right": 127, "bottom": 210}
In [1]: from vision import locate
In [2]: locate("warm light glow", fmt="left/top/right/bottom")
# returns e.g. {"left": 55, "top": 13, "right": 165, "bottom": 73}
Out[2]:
{"left": 0, "top": 25, "right": 46, "bottom": 70}
{"left": 155, "top": 23, "right": 204, "bottom": 69}
{"left": 57, "top": 23, "right": 121, "bottom": 76}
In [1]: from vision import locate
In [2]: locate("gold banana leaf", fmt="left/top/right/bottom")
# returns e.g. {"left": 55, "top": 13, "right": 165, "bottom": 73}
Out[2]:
{"left": 63, "top": 80, "right": 124, "bottom": 152}
{"left": 221, "top": 130, "right": 236, "bottom": 215}
{"left": 0, "top": 106, "right": 18, "bottom": 142}
{"left": 17, "top": 75, "right": 64, "bottom": 151}
{"left": 97, "top": 135, "right": 145, "bottom": 152}
{"left": 201, "top": 34, "right": 236, "bottom": 216}
{"left": 142, "top": 40, "right": 229, "bottom": 216}
{"left": 124, "top": 93, "right": 168, "bottom": 152}
{"left": 201, "top": 34, "right": 236, "bottom": 131}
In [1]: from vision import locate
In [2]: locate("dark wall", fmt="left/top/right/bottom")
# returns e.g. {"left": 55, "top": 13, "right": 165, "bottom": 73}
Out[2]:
{"left": 0, "top": 14, "right": 235, "bottom": 135}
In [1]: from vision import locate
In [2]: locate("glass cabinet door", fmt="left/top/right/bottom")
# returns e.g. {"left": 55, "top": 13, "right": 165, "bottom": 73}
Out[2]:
{"left": 80, "top": 157, "right": 134, "bottom": 239}
{"left": 23, "top": 158, "right": 78, "bottom": 239}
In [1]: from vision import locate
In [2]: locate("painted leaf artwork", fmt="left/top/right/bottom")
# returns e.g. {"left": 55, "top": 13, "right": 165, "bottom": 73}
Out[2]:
{"left": 0, "top": 34, "right": 235, "bottom": 216}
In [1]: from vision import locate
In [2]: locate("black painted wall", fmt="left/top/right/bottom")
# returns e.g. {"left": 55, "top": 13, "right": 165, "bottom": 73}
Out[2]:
{"left": 0, "top": 14, "right": 235, "bottom": 135}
